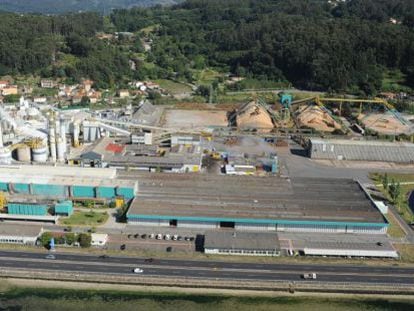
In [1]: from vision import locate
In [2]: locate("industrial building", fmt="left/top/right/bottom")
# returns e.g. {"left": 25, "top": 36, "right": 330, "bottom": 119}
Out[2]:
{"left": 278, "top": 232, "right": 399, "bottom": 258}
{"left": 204, "top": 231, "right": 280, "bottom": 256}
{"left": 0, "top": 165, "right": 137, "bottom": 202}
{"left": 76, "top": 136, "right": 203, "bottom": 172}
{"left": 127, "top": 174, "right": 388, "bottom": 235}
{"left": 308, "top": 138, "right": 414, "bottom": 163}
{"left": 0, "top": 224, "right": 43, "bottom": 245}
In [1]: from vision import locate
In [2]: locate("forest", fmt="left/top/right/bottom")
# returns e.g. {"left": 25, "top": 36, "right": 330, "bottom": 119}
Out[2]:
{"left": 0, "top": 0, "right": 413, "bottom": 94}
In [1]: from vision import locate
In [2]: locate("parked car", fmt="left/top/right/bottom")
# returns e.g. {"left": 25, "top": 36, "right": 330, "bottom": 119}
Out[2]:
{"left": 149, "top": 233, "right": 155, "bottom": 239}
{"left": 164, "top": 234, "right": 171, "bottom": 240}
{"left": 134, "top": 234, "right": 140, "bottom": 238}
{"left": 156, "top": 234, "right": 163, "bottom": 240}
{"left": 172, "top": 235, "right": 178, "bottom": 241}
{"left": 141, "top": 234, "right": 147, "bottom": 239}
{"left": 120, "top": 244, "right": 126, "bottom": 250}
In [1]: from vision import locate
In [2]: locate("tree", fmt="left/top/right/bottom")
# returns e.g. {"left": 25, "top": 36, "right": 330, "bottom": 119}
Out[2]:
{"left": 78, "top": 233, "right": 92, "bottom": 248}
{"left": 65, "top": 233, "right": 76, "bottom": 245}
{"left": 382, "top": 173, "right": 389, "bottom": 191}
{"left": 388, "top": 180, "right": 402, "bottom": 210}
{"left": 39, "top": 232, "right": 52, "bottom": 247}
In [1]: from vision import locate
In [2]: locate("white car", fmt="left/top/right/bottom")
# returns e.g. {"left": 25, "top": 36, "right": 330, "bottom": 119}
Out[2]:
{"left": 133, "top": 268, "right": 144, "bottom": 273}
{"left": 164, "top": 234, "right": 171, "bottom": 240}
{"left": 156, "top": 234, "right": 163, "bottom": 240}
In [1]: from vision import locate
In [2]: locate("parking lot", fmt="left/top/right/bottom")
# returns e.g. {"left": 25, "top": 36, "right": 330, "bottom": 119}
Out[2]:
{"left": 107, "top": 231, "right": 197, "bottom": 253}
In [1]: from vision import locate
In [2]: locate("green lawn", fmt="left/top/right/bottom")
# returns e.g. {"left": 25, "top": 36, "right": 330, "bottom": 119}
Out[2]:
{"left": 1, "top": 287, "right": 413, "bottom": 311}
{"left": 154, "top": 79, "right": 192, "bottom": 95}
{"left": 370, "top": 173, "right": 414, "bottom": 224}
{"left": 61, "top": 211, "right": 108, "bottom": 226}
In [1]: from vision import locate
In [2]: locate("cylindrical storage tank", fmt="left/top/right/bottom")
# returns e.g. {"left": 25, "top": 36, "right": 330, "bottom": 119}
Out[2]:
{"left": 57, "top": 138, "right": 65, "bottom": 162}
{"left": 16, "top": 145, "right": 31, "bottom": 162}
{"left": 32, "top": 146, "right": 48, "bottom": 163}
{"left": 90, "top": 127, "right": 97, "bottom": 142}
{"left": 73, "top": 121, "right": 80, "bottom": 147}
{"left": 0, "top": 147, "right": 12, "bottom": 164}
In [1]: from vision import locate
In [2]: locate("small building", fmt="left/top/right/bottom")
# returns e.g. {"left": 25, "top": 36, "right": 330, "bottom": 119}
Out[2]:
{"left": 171, "top": 134, "right": 201, "bottom": 146}
{"left": 131, "top": 132, "right": 153, "bottom": 145}
{"left": 0, "top": 81, "right": 9, "bottom": 89}
{"left": 225, "top": 164, "right": 256, "bottom": 175}
{"left": 118, "top": 89, "right": 130, "bottom": 98}
{"left": 54, "top": 200, "right": 74, "bottom": 216}
{"left": 204, "top": 231, "right": 280, "bottom": 257}
{"left": 0, "top": 224, "right": 43, "bottom": 245}
{"left": 1, "top": 85, "right": 18, "bottom": 96}
{"left": 40, "top": 79, "right": 57, "bottom": 88}
{"left": 91, "top": 233, "right": 108, "bottom": 246}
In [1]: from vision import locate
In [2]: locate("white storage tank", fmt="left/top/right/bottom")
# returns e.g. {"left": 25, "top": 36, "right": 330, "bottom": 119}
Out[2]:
{"left": 16, "top": 145, "right": 31, "bottom": 162}
{"left": 0, "top": 147, "right": 12, "bottom": 164}
{"left": 57, "top": 137, "right": 65, "bottom": 162}
{"left": 73, "top": 121, "right": 80, "bottom": 147}
{"left": 32, "top": 145, "right": 48, "bottom": 162}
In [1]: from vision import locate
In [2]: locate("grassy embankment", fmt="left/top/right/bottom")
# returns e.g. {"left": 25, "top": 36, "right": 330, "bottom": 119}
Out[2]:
{"left": 0, "top": 283, "right": 413, "bottom": 311}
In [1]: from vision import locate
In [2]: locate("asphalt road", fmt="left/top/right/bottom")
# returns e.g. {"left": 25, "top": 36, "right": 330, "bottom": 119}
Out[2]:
{"left": 0, "top": 250, "right": 413, "bottom": 285}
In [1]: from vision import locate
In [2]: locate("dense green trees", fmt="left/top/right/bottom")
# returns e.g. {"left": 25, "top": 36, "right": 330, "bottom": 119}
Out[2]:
{"left": 111, "top": 0, "right": 414, "bottom": 95}
{"left": 0, "top": 12, "right": 129, "bottom": 87}
{"left": 0, "top": 0, "right": 413, "bottom": 95}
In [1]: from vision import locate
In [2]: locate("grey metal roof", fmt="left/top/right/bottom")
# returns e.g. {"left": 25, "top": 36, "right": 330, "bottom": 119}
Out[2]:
{"left": 127, "top": 175, "right": 386, "bottom": 224}
{"left": 204, "top": 231, "right": 280, "bottom": 250}
{"left": 0, "top": 223, "right": 43, "bottom": 237}
{"left": 309, "top": 138, "right": 414, "bottom": 163}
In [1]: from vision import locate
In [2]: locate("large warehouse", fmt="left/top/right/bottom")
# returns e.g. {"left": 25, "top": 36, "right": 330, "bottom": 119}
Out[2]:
{"left": 0, "top": 165, "right": 137, "bottom": 201}
{"left": 308, "top": 138, "right": 414, "bottom": 163}
{"left": 126, "top": 174, "right": 388, "bottom": 235}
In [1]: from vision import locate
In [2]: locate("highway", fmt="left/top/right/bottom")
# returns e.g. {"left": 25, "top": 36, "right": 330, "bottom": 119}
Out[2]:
{"left": 0, "top": 250, "right": 413, "bottom": 285}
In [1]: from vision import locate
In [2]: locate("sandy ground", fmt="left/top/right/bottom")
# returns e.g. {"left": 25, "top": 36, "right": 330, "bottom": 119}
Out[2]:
{"left": 3, "top": 278, "right": 414, "bottom": 300}
{"left": 162, "top": 109, "right": 228, "bottom": 129}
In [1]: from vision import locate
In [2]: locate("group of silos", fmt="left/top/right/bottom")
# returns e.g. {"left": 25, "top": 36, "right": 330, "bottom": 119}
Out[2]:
{"left": 47, "top": 113, "right": 68, "bottom": 163}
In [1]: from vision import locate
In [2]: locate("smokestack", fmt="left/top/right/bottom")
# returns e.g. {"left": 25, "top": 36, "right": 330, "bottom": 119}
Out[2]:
{"left": 0, "top": 122, "right": 3, "bottom": 148}
{"left": 60, "top": 117, "right": 67, "bottom": 153}
{"left": 73, "top": 121, "right": 80, "bottom": 147}
{"left": 49, "top": 118, "right": 57, "bottom": 162}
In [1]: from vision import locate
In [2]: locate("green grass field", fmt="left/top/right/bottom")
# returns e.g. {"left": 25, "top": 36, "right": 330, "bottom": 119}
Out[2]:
{"left": 1, "top": 287, "right": 413, "bottom": 311}
{"left": 61, "top": 211, "right": 108, "bottom": 226}
{"left": 370, "top": 173, "right": 414, "bottom": 224}
{"left": 154, "top": 79, "right": 192, "bottom": 95}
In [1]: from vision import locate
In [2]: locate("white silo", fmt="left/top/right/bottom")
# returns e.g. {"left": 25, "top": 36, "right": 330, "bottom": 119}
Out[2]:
{"left": 32, "top": 145, "right": 48, "bottom": 162}
{"left": 49, "top": 119, "right": 57, "bottom": 162}
{"left": 60, "top": 117, "right": 67, "bottom": 153}
{"left": 16, "top": 145, "right": 31, "bottom": 162}
{"left": 73, "top": 121, "right": 80, "bottom": 147}
{"left": 57, "top": 137, "right": 65, "bottom": 162}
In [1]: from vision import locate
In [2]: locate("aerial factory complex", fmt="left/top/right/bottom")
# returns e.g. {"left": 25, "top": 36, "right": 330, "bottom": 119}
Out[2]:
{"left": 0, "top": 90, "right": 410, "bottom": 263}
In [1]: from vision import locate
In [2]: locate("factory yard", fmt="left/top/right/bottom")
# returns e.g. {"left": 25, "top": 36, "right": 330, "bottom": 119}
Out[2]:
{"left": 161, "top": 109, "right": 228, "bottom": 129}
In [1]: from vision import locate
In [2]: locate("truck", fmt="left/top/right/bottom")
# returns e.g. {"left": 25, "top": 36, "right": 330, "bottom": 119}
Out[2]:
{"left": 302, "top": 273, "right": 317, "bottom": 280}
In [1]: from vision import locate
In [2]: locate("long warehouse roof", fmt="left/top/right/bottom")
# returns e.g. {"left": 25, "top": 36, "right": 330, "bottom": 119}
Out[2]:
{"left": 127, "top": 174, "right": 386, "bottom": 225}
